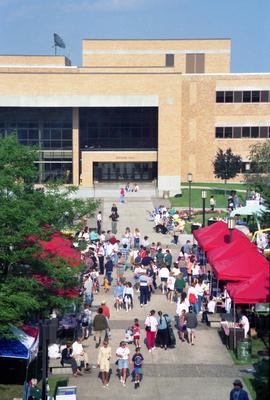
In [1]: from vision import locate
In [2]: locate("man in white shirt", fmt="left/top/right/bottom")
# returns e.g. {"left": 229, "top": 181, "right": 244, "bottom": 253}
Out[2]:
{"left": 97, "top": 211, "right": 102, "bottom": 235}
{"left": 201, "top": 296, "right": 216, "bottom": 325}
{"left": 72, "top": 337, "right": 91, "bottom": 371}
{"left": 240, "top": 313, "right": 250, "bottom": 338}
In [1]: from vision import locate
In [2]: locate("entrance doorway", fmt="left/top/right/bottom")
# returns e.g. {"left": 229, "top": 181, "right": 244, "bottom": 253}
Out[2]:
{"left": 93, "top": 162, "right": 157, "bottom": 182}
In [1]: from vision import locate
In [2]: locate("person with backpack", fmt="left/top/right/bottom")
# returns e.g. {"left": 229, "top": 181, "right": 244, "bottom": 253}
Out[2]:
{"left": 185, "top": 306, "right": 198, "bottom": 345}
{"left": 187, "top": 282, "right": 198, "bottom": 313}
{"left": 157, "top": 311, "right": 170, "bottom": 350}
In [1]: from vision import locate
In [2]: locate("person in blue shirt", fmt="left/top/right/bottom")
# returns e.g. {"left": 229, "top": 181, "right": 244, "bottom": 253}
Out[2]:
{"left": 229, "top": 379, "right": 249, "bottom": 400}
{"left": 114, "top": 281, "right": 124, "bottom": 311}
{"left": 104, "top": 257, "right": 113, "bottom": 285}
{"left": 157, "top": 311, "right": 170, "bottom": 350}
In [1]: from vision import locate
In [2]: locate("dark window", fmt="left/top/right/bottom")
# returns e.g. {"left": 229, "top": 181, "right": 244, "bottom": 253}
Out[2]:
{"left": 165, "top": 54, "right": 174, "bottom": 67}
{"left": 243, "top": 91, "right": 251, "bottom": 102}
{"left": 234, "top": 91, "right": 242, "bottom": 102}
{"left": 224, "top": 127, "right": 233, "bottom": 138}
{"left": 216, "top": 91, "right": 224, "bottom": 103}
{"left": 79, "top": 107, "right": 158, "bottom": 150}
{"left": 260, "top": 91, "right": 269, "bottom": 102}
{"left": 225, "top": 91, "right": 233, "bottom": 103}
{"left": 215, "top": 127, "right": 223, "bottom": 138}
{"left": 242, "top": 127, "right": 250, "bottom": 138}
{"left": 233, "top": 127, "right": 241, "bottom": 138}
{"left": 252, "top": 91, "right": 260, "bottom": 102}
{"left": 251, "top": 127, "right": 259, "bottom": 138}
{"left": 260, "top": 127, "right": 268, "bottom": 138}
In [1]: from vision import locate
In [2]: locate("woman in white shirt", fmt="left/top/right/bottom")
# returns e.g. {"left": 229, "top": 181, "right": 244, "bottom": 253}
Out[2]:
{"left": 116, "top": 341, "right": 130, "bottom": 387}
{"left": 145, "top": 310, "right": 158, "bottom": 352}
{"left": 167, "top": 272, "right": 176, "bottom": 303}
{"left": 159, "top": 266, "right": 170, "bottom": 294}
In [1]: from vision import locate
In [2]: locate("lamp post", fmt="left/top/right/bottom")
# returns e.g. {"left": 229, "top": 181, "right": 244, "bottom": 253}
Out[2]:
{"left": 187, "top": 172, "right": 193, "bottom": 221}
{"left": 227, "top": 217, "right": 236, "bottom": 243}
{"left": 201, "top": 190, "right": 207, "bottom": 227}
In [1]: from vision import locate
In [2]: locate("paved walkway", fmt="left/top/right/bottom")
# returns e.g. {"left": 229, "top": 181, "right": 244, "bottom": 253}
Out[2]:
{"left": 69, "top": 197, "right": 247, "bottom": 400}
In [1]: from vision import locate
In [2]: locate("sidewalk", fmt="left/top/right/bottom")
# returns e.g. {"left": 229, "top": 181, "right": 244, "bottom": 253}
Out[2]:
{"left": 69, "top": 197, "right": 246, "bottom": 399}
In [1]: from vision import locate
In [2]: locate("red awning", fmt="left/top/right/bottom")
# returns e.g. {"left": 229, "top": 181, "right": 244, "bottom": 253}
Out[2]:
{"left": 212, "top": 248, "right": 270, "bottom": 281}
{"left": 206, "top": 235, "right": 257, "bottom": 265}
{"left": 227, "top": 271, "right": 270, "bottom": 304}
{"left": 193, "top": 221, "right": 247, "bottom": 253}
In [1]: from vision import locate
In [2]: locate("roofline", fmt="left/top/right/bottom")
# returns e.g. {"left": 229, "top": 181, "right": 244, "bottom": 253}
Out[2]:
{"left": 0, "top": 54, "right": 68, "bottom": 58}
{"left": 82, "top": 38, "right": 231, "bottom": 41}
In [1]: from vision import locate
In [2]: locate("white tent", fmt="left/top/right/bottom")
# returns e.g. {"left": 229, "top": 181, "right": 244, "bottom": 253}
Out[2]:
{"left": 230, "top": 204, "right": 267, "bottom": 229}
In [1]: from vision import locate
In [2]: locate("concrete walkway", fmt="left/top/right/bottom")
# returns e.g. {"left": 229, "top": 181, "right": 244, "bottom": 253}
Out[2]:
{"left": 69, "top": 197, "right": 247, "bottom": 400}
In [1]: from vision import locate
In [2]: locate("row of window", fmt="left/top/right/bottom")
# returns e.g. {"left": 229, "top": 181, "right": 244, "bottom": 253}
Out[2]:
{"left": 216, "top": 90, "right": 270, "bottom": 103}
{"left": 215, "top": 126, "right": 270, "bottom": 139}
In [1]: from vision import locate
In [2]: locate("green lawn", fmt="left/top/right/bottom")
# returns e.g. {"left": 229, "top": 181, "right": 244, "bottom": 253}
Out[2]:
{"left": 170, "top": 188, "right": 246, "bottom": 208}
{"left": 243, "top": 377, "right": 256, "bottom": 400}
{"left": 181, "top": 182, "right": 248, "bottom": 190}
{"left": 228, "top": 337, "right": 268, "bottom": 365}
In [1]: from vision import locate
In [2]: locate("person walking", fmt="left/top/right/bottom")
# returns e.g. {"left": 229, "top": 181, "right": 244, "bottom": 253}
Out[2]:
{"left": 185, "top": 306, "right": 198, "bottom": 345}
{"left": 116, "top": 341, "right": 130, "bottom": 387}
{"left": 229, "top": 379, "right": 249, "bottom": 400}
{"left": 110, "top": 211, "right": 118, "bottom": 235}
{"left": 167, "top": 271, "right": 176, "bottom": 303}
{"left": 104, "top": 256, "right": 113, "bottom": 286}
{"left": 97, "top": 340, "right": 111, "bottom": 389}
{"left": 139, "top": 270, "right": 150, "bottom": 307}
{"left": 157, "top": 311, "right": 170, "bottom": 350}
{"left": 133, "top": 318, "right": 141, "bottom": 347}
{"left": 97, "top": 241, "right": 105, "bottom": 275}
{"left": 159, "top": 264, "right": 170, "bottom": 294}
{"left": 133, "top": 228, "right": 141, "bottom": 249}
{"left": 120, "top": 187, "right": 125, "bottom": 203}
{"left": 97, "top": 211, "right": 102, "bottom": 235}
{"left": 93, "top": 308, "right": 108, "bottom": 348}
{"left": 145, "top": 310, "right": 158, "bottom": 352}
{"left": 132, "top": 347, "right": 144, "bottom": 389}
{"left": 209, "top": 195, "right": 216, "bottom": 211}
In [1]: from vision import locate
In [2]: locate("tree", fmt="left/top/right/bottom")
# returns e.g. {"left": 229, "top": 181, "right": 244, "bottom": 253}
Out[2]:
{"left": 0, "top": 136, "right": 98, "bottom": 337}
{"left": 245, "top": 141, "right": 270, "bottom": 227}
{"left": 213, "top": 148, "right": 242, "bottom": 184}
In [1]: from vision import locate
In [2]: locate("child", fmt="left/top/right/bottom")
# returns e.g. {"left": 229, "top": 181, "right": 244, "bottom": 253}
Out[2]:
{"left": 179, "top": 309, "right": 186, "bottom": 342}
{"left": 104, "top": 275, "right": 109, "bottom": 293}
{"left": 133, "top": 319, "right": 140, "bottom": 347}
{"left": 132, "top": 347, "right": 144, "bottom": 389}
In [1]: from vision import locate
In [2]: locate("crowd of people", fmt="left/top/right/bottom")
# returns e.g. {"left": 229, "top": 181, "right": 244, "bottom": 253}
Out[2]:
{"left": 53, "top": 203, "right": 250, "bottom": 397}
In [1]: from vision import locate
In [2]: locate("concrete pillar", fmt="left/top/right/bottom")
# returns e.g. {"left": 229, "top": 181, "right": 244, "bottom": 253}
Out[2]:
{"left": 72, "top": 107, "right": 79, "bottom": 185}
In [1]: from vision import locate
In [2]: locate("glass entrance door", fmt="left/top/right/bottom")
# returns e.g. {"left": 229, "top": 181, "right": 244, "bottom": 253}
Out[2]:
{"left": 93, "top": 162, "right": 157, "bottom": 181}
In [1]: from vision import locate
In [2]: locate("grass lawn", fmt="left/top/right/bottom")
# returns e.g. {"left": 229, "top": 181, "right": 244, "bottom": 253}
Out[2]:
{"left": 0, "top": 375, "right": 69, "bottom": 400}
{"left": 243, "top": 377, "right": 257, "bottom": 400}
{"left": 181, "top": 182, "right": 248, "bottom": 190}
{"left": 170, "top": 188, "right": 246, "bottom": 208}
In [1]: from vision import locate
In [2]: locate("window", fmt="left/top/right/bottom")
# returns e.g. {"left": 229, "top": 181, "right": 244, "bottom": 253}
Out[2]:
{"left": 251, "top": 127, "right": 259, "bottom": 138}
{"left": 242, "top": 127, "right": 250, "bottom": 137}
{"left": 186, "top": 53, "right": 205, "bottom": 73}
{"left": 233, "top": 127, "right": 241, "bottom": 138}
{"left": 216, "top": 90, "right": 270, "bottom": 103}
{"left": 225, "top": 91, "right": 233, "bottom": 103}
{"left": 216, "top": 91, "right": 224, "bottom": 103}
{"left": 165, "top": 54, "right": 174, "bottom": 67}
{"left": 260, "top": 127, "right": 268, "bottom": 138}
{"left": 243, "top": 91, "right": 251, "bottom": 102}
{"left": 252, "top": 91, "right": 260, "bottom": 102}
{"left": 215, "top": 127, "right": 223, "bottom": 138}
{"left": 224, "top": 127, "right": 233, "bottom": 138}
{"left": 261, "top": 91, "right": 269, "bottom": 102}
{"left": 234, "top": 91, "right": 242, "bottom": 102}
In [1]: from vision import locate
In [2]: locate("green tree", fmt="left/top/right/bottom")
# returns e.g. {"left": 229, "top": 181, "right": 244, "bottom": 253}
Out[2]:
{"left": 0, "top": 135, "right": 98, "bottom": 336}
{"left": 245, "top": 140, "right": 270, "bottom": 227}
{"left": 213, "top": 148, "right": 242, "bottom": 184}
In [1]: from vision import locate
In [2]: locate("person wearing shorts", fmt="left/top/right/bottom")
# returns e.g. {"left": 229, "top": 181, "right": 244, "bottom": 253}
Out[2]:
{"left": 185, "top": 306, "right": 198, "bottom": 345}
{"left": 97, "top": 341, "right": 111, "bottom": 388}
{"left": 159, "top": 265, "right": 169, "bottom": 294}
{"left": 116, "top": 341, "right": 130, "bottom": 387}
{"left": 132, "top": 347, "right": 144, "bottom": 389}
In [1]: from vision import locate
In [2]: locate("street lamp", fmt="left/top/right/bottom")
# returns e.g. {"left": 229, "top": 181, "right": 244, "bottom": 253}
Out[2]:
{"left": 201, "top": 190, "right": 207, "bottom": 227}
{"left": 187, "top": 172, "right": 193, "bottom": 221}
{"left": 227, "top": 217, "right": 236, "bottom": 243}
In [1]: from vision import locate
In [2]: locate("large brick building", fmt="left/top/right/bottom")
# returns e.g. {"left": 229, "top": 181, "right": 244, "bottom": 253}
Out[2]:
{"left": 0, "top": 38, "right": 269, "bottom": 194}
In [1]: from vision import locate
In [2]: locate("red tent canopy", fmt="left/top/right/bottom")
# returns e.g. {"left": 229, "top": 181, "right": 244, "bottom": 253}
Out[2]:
{"left": 193, "top": 221, "right": 247, "bottom": 253}
{"left": 227, "top": 271, "right": 270, "bottom": 304}
{"left": 206, "top": 235, "right": 257, "bottom": 265}
{"left": 212, "top": 248, "right": 270, "bottom": 281}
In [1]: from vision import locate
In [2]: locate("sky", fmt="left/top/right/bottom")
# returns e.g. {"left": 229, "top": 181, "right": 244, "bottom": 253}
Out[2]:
{"left": 0, "top": 0, "right": 270, "bottom": 72}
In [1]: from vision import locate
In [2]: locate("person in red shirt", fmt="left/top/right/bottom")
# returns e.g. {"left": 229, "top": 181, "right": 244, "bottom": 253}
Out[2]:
{"left": 100, "top": 301, "right": 110, "bottom": 319}
{"left": 133, "top": 318, "right": 140, "bottom": 347}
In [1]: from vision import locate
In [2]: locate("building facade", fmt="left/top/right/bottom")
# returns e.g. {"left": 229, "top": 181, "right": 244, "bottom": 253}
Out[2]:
{"left": 0, "top": 39, "right": 269, "bottom": 194}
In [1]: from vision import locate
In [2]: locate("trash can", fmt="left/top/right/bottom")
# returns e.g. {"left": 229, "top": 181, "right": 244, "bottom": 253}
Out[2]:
{"left": 191, "top": 223, "right": 201, "bottom": 233}
{"left": 237, "top": 339, "right": 252, "bottom": 362}
{"left": 163, "top": 190, "right": 170, "bottom": 199}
